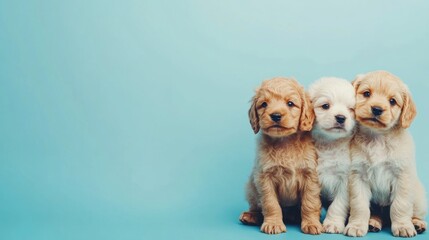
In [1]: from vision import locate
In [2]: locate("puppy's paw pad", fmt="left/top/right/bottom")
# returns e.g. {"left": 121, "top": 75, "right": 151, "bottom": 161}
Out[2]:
{"left": 412, "top": 218, "right": 426, "bottom": 234}
{"left": 392, "top": 223, "right": 417, "bottom": 238}
{"left": 302, "top": 222, "right": 323, "bottom": 235}
{"left": 239, "top": 212, "right": 263, "bottom": 226}
{"left": 260, "top": 221, "right": 286, "bottom": 234}
{"left": 368, "top": 218, "right": 382, "bottom": 232}
{"left": 344, "top": 224, "right": 368, "bottom": 237}
{"left": 323, "top": 221, "right": 344, "bottom": 234}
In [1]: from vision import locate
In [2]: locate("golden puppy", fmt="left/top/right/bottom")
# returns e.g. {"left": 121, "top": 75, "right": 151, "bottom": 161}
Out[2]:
{"left": 239, "top": 77, "right": 323, "bottom": 235}
{"left": 344, "top": 71, "right": 427, "bottom": 237}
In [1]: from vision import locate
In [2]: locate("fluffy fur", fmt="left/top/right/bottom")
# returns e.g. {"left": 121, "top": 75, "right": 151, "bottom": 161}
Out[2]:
{"left": 344, "top": 71, "right": 427, "bottom": 237}
{"left": 308, "top": 77, "right": 356, "bottom": 234}
{"left": 239, "top": 77, "right": 323, "bottom": 235}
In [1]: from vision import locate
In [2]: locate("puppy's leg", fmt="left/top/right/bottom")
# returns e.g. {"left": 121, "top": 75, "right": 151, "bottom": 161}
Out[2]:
{"left": 323, "top": 181, "right": 348, "bottom": 234}
{"left": 412, "top": 181, "right": 427, "bottom": 234}
{"left": 300, "top": 170, "right": 322, "bottom": 235}
{"left": 344, "top": 168, "right": 371, "bottom": 237}
{"left": 368, "top": 204, "right": 383, "bottom": 232}
{"left": 390, "top": 172, "right": 416, "bottom": 237}
{"left": 240, "top": 178, "right": 264, "bottom": 225}
{"left": 258, "top": 178, "right": 286, "bottom": 234}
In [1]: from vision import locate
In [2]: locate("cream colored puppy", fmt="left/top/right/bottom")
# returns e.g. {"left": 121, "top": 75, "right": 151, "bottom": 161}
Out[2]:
{"left": 309, "top": 77, "right": 356, "bottom": 234}
{"left": 344, "top": 71, "right": 427, "bottom": 237}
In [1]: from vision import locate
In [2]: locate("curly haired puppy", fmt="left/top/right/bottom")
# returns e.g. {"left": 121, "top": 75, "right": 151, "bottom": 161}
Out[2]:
{"left": 239, "top": 77, "right": 323, "bottom": 235}
{"left": 344, "top": 71, "right": 427, "bottom": 237}
{"left": 308, "top": 77, "right": 356, "bottom": 234}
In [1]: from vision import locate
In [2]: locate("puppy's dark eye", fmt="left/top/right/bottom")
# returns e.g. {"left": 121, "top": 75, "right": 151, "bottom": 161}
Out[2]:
{"left": 322, "top": 104, "right": 330, "bottom": 110}
{"left": 363, "top": 91, "right": 371, "bottom": 98}
{"left": 287, "top": 101, "right": 295, "bottom": 107}
{"left": 389, "top": 98, "right": 397, "bottom": 106}
{"left": 261, "top": 102, "right": 268, "bottom": 108}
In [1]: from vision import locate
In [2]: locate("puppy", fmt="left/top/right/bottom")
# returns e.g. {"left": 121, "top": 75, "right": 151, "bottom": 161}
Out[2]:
{"left": 344, "top": 71, "right": 427, "bottom": 237}
{"left": 239, "top": 77, "right": 323, "bottom": 235}
{"left": 308, "top": 77, "right": 356, "bottom": 233}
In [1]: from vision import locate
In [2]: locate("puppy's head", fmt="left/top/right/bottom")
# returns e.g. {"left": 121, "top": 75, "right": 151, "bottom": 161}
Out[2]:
{"left": 249, "top": 77, "right": 314, "bottom": 137}
{"left": 309, "top": 77, "right": 356, "bottom": 139}
{"left": 352, "top": 70, "right": 416, "bottom": 131}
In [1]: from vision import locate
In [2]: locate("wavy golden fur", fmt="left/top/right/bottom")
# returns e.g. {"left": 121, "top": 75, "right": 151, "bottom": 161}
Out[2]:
{"left": 239, "top": 77, "right": 322, "bottom": 235}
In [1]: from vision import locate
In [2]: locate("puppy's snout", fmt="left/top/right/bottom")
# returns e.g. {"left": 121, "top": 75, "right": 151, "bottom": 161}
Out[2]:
{"left": 270, "top": 113, "right": 282, "bottom": 123}
{"left": 335, "top": 115, "right": 346, "bottom": 124}
{"left": 371, "top": 106, "right": 384, "bottom": 116}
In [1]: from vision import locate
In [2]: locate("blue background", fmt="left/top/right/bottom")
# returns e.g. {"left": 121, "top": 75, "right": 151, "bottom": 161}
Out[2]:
{"left": 1, "top": 0, "right": 428, "bottom": 239}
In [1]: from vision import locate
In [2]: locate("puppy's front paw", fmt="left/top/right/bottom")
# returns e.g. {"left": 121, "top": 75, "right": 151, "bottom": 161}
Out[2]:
{"left": 412, "top": 218, "right": 426, "bottom": 234}
{"left": 322, "top": 219, "right": 344, "bottom": 234}
{"left": 302, "top": 221, "right": 323, "bottom": 235}
{"left": 392, "top": 222, "right": 417, "bottom": 238}
{"left": 369, "top": 218, "right": 382, "bottom": 232}
{"left": 344, "top": 223, "right": 368, "bottom": 237}
{"left": 260, "top": 220, "right": 286, "bottom": 234}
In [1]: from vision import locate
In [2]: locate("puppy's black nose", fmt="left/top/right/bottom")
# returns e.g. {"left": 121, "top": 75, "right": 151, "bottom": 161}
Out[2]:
{"left": 371, "top": 106, "right": 384, "bottom": 116}
{"left": 335, "top": 115, "right": 346, "bottom": 124}
{"left": 270, "top": 113, "right": 282, "bottom": 122}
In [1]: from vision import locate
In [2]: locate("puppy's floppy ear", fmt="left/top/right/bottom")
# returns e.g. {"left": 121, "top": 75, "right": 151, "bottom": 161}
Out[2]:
{"left": 299, "top": 89, "right": 315, "bottom": 131}
{"left": 400, "top": 90, "right": 417, "bottom": 128}
{"left": 351, "top": 74, "right": 365, "bottom": 92}
{"left": 249, "top": 94, "right": 260, "bottom": 134}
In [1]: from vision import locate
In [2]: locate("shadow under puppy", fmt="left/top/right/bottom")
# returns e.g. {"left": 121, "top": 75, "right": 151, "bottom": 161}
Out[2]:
{"left": 344, "top": 71, "right": 427, "bottom": 237}
{"left": 239, "top": 77, "right": 323, "bottom": 235}
{"left": 309, "top": 77, "right": 356, "bottom": 234}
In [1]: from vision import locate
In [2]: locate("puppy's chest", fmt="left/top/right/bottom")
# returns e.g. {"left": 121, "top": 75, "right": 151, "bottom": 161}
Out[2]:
{"left": 367, "top": 162, "right": 399, "bottom": 206}
{"left": 259, "top": 145, "right": 315, "bottom": 185}
{"left": 365, "top": 142, "right": 402, "bottom": 205}
{"left": 260, "top": 146, "right": 313, "bottom": 173}
{"left": 317, "top": 147, "right": 350, "bottom": 176}
{"left": 365, "top": 141, "right": 401, "bottom": 174}
{"left": 259, "top": 149, "right": 305, "bottom": 206}
{"left": 317, "top": 147, "right": 350, "bottom": 199}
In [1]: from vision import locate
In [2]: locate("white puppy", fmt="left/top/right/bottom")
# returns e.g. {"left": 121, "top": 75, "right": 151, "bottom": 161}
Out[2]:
{"left": 344, "top": 71, "right": 427, "bottom": 237}
{"left": 308, "top": 77, "right": 356, "bottom": 234}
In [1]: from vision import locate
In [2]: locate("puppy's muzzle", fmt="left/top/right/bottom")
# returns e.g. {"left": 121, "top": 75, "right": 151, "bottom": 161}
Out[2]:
{"left": 335, "top": 115, "right": 346, "bottom": 124}
{"left": 371, "top": 106, "right": 384, "bottom": 116}
{"left": 270, "top": 113, "right": 282, "bottom": 123}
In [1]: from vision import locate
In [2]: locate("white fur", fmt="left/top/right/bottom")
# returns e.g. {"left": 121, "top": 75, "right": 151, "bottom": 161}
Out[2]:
{"left": 308, "top": 77, "right": 356, "bottom": 233}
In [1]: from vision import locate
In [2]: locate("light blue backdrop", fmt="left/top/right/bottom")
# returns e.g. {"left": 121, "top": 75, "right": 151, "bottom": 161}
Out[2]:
{"left": 0, "top": 1, "right": 428, "bottom": 239}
